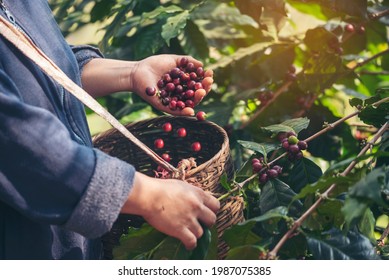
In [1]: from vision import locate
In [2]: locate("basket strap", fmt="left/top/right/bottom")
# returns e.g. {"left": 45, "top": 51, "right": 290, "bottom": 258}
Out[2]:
{"left": 0, "top": 15, "right": 180, "bottom": 176}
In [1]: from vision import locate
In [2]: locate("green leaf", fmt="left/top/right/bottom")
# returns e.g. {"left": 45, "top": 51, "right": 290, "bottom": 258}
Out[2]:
{"left": 294, "top": 176, "right": 355, "bottom": 201}
{"left": 113, "top": 224, "right": 166, "bottom": 260}
{"left": 190, "top": 225, "right": 211, "bottom": 260}
{"left": 260, "top": 179, "right": 303, "bottom": 217}
{"left": 219, "top": 173, "right": 231, "bottom": 191}
{"left": 134, "top": 23, "right": 165, "bottom": 58}
{"left": 205, "top": 226, "right": 219, "bottom": 260}
{"left": 241, "top": 206, "right": 289, "bottom": 226}
{"left": 179, "top": 20, "right": 209, "bottom": 60}
{"left": 349, "top": 91, "right": 389, "bottom": 126}
{"left": 223, "top": 221, "right": 262, "bottom": 248}
{"left": 342, "top": 166, "right": 389, "bottom": 228}
{"left": 151, "top": 237, "right": 191, "bottom": 260}
{"left": 225, "top": 245, "right": 265, "bottom": 260}
{"left": 348, "top": 166, "right": 388, "bottom": 206}
{"left": 90, "top": 1, "right": 116, "bottom": 22}
{"left": 208, "top": 42, "right": 274, "bottom": 70}
{"left": 303, "top": 199, "right": 345, "bottom": 231}
{"left": 141, "top": 5, "right": 183, "bottom": 22}
{"left": 288, "top": 158, "right": 323, "bottom": 193}
{"left": 237, "top": 140, "right": 279, "bottom": 159}
{"left": 306, "top": 229, "right": 380, "bottom": 260}
{"left": 161, "top": 11, "right": 190, "bottom": 46}
{"left": 261, "top": 117, "right": 310, "bottom": 136}
{"left": 287, "top": 0, "right": 328, "bottom": 20}
{"left": 340, "top": 198, "right": 368, "bottom": 229}
{"left": 193, "top": 2, "right": 259, "bottom": 28}
{"left": 358, "top": 209, "right": 376, "bottom": 243}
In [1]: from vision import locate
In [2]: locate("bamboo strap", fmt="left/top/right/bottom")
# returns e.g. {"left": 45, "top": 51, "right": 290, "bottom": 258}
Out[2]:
{"left": 0, "top": 16, "right": 180, "bottom": 176}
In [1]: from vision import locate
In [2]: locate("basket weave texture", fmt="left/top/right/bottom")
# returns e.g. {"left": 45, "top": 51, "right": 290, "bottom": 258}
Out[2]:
{"left": 93, "top": 115, "right": 244, "bottom": 259}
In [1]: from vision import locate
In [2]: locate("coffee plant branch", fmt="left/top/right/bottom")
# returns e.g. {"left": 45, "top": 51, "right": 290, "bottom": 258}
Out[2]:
{"left": 378, "top": 223, "right": 389, "bottom": 247}
{"left": 369, "top": 9, "right": 389, "bottom": 21}
{"left": 267, "top": 120, "right": 389, "bottom": 259}
{"left": 350, "top": 48, "right": 389, "bottom": 71}
{"left": 240, "top": 80, "right": 293, "bottom": 129}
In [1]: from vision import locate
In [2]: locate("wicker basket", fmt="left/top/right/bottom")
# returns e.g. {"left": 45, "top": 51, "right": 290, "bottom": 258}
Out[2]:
{"left": 93, "top": 115, "right": 244, "bottom": 259}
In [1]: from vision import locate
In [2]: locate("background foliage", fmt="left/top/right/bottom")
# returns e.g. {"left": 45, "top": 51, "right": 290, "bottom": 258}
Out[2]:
{"left": 50, "top": 0, "right": 389, "bottom": 260}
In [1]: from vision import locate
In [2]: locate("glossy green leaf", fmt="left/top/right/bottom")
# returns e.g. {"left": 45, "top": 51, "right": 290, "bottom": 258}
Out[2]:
{"left": 223, "top": 221, "right": 262, "bottom": 248}
{"left": 113, "top": 224, "right": 166, "bottom": 260}
{"left": 294, "top": 176, "right": 355, "bottom": 201}
{"left": 162, "top": 10, "right": 190, "bottom": 46}
{"left": 307, "top": 229, "right": 380, "bottom": 260}
{"left": 90, "top": 1, "right": 116, "bottom": 22}
{"left": 208, "top": 42, "right": 274, "bottom": 70}
{"left": 260, "top": 179, "right": 303, "bottom": 217}
{"left": 225, "top": 245, "right": 264, "bottom": 260}
{"left": 288, "top": 158, "right": 323, "bottom": 193}
{"left": 204, "top": 226, "right": 219, "bottom": 260}
{"left": 179, "top": 20, "right": 209, "bottom": 60}
{"left": 151, "top": 237, "right": 191, "bottom": 260}
{"left": 141, "top": 5, "right": 183, "bottom": 22}
{"left": 261, "top": 117, "right": 310, "bottom": 136}
{"left": 237, "top": 140, "right": 279, "bottom": 158}
{"left": 190, "top": 225, "right": 211, "bottom": 260}
{"left": 193, "top": 2, "right": 259, "bottom": 28}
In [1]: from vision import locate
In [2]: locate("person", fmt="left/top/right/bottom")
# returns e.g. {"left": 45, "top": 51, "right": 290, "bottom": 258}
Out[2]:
{"left": 0, "top": 0, "right": 219, "bottom": 259}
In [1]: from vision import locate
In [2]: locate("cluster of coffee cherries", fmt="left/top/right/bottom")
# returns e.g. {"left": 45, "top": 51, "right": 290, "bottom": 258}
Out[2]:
{"left": 279, "top": 131, "right": 308, "bottom": 161}
{"left": 145, "top": 57, "right": 206, "bottom": 111}
{"left": 252, "top": 157, "right": 283, "bottom": 184}
{"left": 258, "top": 90, "right": 274, "bottom": 107}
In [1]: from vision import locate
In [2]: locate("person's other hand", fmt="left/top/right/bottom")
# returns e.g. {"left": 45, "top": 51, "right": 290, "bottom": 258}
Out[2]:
{"left": 121, "top": 172, "right": 220, "bottom": 250}
{"left": 128, "top": 55, "right": 213, "bottom": 116}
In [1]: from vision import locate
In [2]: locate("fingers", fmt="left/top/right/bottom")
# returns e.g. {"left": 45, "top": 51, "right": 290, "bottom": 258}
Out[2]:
{"left": 181, "top": 228, "right": 199, "bottom": 250}
{"left": 203, "top": 192, "right": 220, "bottom": 214}
{"left": 193, "top": 88, "right": 206, "bottom": 104}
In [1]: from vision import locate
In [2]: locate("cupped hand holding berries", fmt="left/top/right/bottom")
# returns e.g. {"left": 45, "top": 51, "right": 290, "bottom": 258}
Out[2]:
{"left": 128, "top": 54, "right": 214, "bottom": 116}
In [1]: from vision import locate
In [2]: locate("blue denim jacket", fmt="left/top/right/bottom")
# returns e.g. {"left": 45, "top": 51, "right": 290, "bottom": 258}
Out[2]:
{"left": 0, "top": 1, "right": 135, "bottom": 259}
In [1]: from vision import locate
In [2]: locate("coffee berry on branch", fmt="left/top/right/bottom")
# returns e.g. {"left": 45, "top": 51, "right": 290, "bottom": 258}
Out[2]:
{"left": 145, "top": 57, "right": 207, "bottom": 111}
{"left": 279, "top": 131, "right": 308, "bottom": 161}
{"left": 251, "top": 157, "right": 283, "bottom": 184}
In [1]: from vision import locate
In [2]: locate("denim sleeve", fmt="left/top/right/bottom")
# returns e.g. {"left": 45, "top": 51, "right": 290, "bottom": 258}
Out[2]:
{"left": 0, "top": 70, "right": 135, "bottom": 238}
{"left": 71, "top": 45, "right": 104, "bottom": 75}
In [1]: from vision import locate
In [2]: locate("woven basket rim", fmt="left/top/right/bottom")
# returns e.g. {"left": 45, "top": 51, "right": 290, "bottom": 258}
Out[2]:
{"left": 93, "top": 115, "right": 230, "bottom": 179}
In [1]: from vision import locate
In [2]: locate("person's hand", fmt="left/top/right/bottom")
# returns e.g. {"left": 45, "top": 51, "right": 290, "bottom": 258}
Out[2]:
{"left": 128, "top": 55, "right": 213, "bottom": 116}
{"left": 121, "top": 172, "right": 220, "bottom": 250}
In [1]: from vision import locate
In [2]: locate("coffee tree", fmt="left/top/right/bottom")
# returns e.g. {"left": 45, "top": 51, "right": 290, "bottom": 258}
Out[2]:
{"left": 50, "top": 0, "right": 389, "bottom": 260}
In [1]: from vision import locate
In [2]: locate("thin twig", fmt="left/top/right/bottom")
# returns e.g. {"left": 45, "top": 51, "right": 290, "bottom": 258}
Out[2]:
{"left": 268, "top": 121, "right": 389, "bottom": 259}
{"left": 350, "top": 49, "right": 389, "bottom": 71}
{"left": 358, "top": 70, "right": 389, "bottom": 75}
{"left": 240, "top": 81, "right": 293, "bottom": 129}
{"left": 369, "top": 9, "right": 389, "bottom": 20}
{"left": 377, "top": 223, "right": 389, "bottom": 247}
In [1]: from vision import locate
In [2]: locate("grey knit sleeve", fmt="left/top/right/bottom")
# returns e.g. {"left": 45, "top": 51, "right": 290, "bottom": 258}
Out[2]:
{"left": 64, "top": 149, "right": 136, "bottom": 238}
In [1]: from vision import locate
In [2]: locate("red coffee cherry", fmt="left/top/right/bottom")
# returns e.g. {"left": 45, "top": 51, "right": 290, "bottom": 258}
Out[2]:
{"left": 177, "top": 128, "right": 187, "bottom": 138}
{"left": 196, "top": 111, "right": 207, "bottom": 121}
{"left": 154, "top": 139, "right": 164, "bottom": 149}
{"left": 161, "top": 153, "right": 171, "bottom": 162}
{"left": 162, "top": 122, "right": 172, "bottom": 132}
{"left": 191, "top": 142, "right": 201, "bottom": 152}
{"left": 145, "top": 86, "right": 156, "bottom": 96}
{"left": 345, "top": 24, "right": 355, "bottom": 33}
{"left": 252, "top": 162, "right": 263, "bottom": 173}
